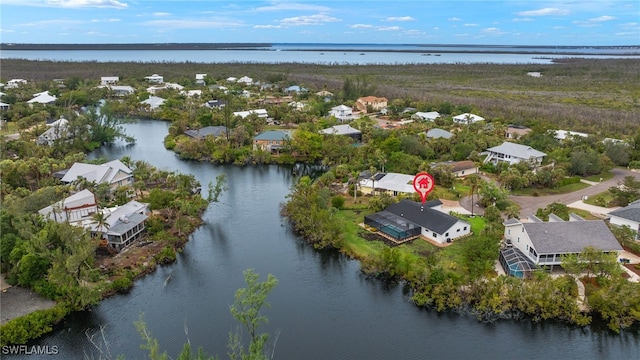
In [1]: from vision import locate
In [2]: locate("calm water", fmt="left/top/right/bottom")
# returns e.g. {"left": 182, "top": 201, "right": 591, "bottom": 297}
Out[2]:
{"left": 3, "top": 43, "right": 640, "bottom": 64}
{"left": 8, "top": 119, "right": 638, "bottom": 359}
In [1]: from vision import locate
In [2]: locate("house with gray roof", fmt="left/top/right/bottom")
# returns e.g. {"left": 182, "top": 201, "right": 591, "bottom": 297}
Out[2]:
{"left": 503, "top": 217, "right": 623, "bottom": 268}
{"left": 184, "top": 126, "right": 228, "bottom": 140}
{"left": 141, "top": 96, "right": 165, "bottom": 111}
{"left": 364, "top": 199, "right": 471, "bottom": 244}
{"left": 319, "top": 124, "right": 362, "bottom": 141}
{"left": 412, "top": 111, "right": 441, "bottom": 122}
{"left": 484, "top": 142, "right": 546, "bottom": 166}
{"left": 60, "top": 159, "right": 133, "bottom": 193}
{"left": 253, "top": 130, "right": 292, "bottom": 153}
{"left": 425, "top": 128, "right": 453, "bottom": 139}
{"left": 608, "top": 200, "right": 640, "bottom": 240}
{"left": 38, "top": 189, "right": 98, "bottom": 224}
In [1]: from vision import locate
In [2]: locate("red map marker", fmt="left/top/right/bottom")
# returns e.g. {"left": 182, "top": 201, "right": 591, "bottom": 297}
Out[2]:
{"left": 413, "top": 172, "right": 435, "bottom": 204}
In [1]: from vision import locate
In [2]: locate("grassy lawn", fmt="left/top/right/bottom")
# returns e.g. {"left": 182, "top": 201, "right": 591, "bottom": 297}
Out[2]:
{"left": 584, "top": 171, "right": 614, "bottom": 182}
{"left": 511, "top": 182, "right": 590, "bottom": 196}
{"left": 565, "top": 208, "right": 600, "bottom": 220}
{"left": 583, "top": 189, "right": 615, "bottom": 207}
{"left": 0, "top": 121, "right": 19, "bottom": 134}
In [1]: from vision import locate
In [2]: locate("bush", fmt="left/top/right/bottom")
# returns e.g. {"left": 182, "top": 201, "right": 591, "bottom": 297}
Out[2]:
{"left": 331, "top": 195, "right": 345, "bottom": 209}
{"left": 111, "top": 276, "right": 133, "bottom": 293}
{"left": 155, "top": 246, "right": 177, "bottom": 264}
{"left": 0, "top": 304, "right": 69, "bottom": 346}
{"left": 629, "top": 161, "right": 640, "bottom": 169}
{"left": 557, "top": 176, "right": 581, "bottom": 187}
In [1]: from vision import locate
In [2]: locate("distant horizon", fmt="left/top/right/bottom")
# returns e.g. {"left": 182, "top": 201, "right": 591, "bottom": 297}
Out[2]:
{"left": 1, "top": 1, "right": 638, "bottom": 46}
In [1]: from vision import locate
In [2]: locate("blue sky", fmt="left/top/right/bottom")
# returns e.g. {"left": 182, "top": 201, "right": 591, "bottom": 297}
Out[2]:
{"left": 0, "top": 1, "right": 638, "bottom": 45}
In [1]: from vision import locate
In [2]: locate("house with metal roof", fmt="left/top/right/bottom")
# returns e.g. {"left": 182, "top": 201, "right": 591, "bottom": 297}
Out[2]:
{"left": 502, "top": 217, "right": 623, "bottom": 269}
{"left": 359, "top": 173, "right": 415, "bottom": 196}
{"left": 364, "top": 199, "right": 471, "bottom": 244}
{"left": 483, "top": 142, "right": 546, "bottom": 166}
{"left": 141, "top": 96, "right": 166, "bottom": 111}
{"left": 144, "top": 74, "right": 164, "bottom": 84}
{"left": 100, "top": 76, "right": 119, "bottom": 85}
{"left": 233, "top": 109, "right": 268, "bottom": 119}
{"left": 425, "top": 128, "right": 453, "bottom": 139}
{"left": 78, "top": 200, "right": 150, "bottom": 252}
{"left": 412, "top": 111, "right": 441, "bottom": 122}
{"left": 184, "top": 126, "right": 228, "bottom": 140}
{"left": 433, "top": 160, "right": 478, "bottom": 177}
{"left": 329, "top": 104, "right": 355, "bottom": 122}
{"left": 204, "top": 99, "right": 226, "bottom": 109}
{"left": 608, "top": 200, "right": 640, "bottom": 240}
{"left": 60, "top": 159, "right": 133, "bottom": 193}
{"left": 27, "top": 91, "right": 57, "bottom": 105}
{"left": 319, "top": 124, "right": 362, "bottom": 141}
{"left": 253, "top": 130, "right": 292, "bottom": 152}
{"left": 38, "top": 189, "right": 98, "bottom": 224}
{"left": 453, "top": 113, "right": 484, "bottom": 124}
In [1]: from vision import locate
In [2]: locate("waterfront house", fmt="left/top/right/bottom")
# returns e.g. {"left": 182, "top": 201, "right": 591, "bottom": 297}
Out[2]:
{"left": 329, "top": 104, "right": 355, "bottom": 122}
{"left": 319, "top": 124, "right": 362, "bottom": 141}
{"left": 100, "top": 76, "right": 119, "bottom": 85}
{"left": 144, "top": 74, "right": 164, "bottom": 84}
{"left": 60, "top": 159, "right": 133, "bottom": 193}
{"left": 502, "top": 217, "right": 623, "bottom": 273}
{"left": 453, "top": 113, "right": 484, "bottom": 125}
{"left": 253, "top": 130, "right": 291, "bottom": 153}
{"left": 37, "top": 117, "right": 71, "bottom": 146}
{"left": 86, "top": 200, "right": 150, "bottom": 252}
{"left": 412, "top": 111, "right": 441, "bottom": 122}
{"left": 38, "top": 189, "right": 98, "bottom": 223}
{"left": 425, "top": 128, "right": 453, "bottom": 139}
{"left": 483, "top": 142, "right": 546, "bottom": 166}
{"left": 607, "top": 200, "right": 640, "bottom": 240}
{"left": 505, "top": 125, "right": 532, "bottom": 139}
{"left": 184, "top": 126, "right": 228, "bottom": 140}
{"left": 359, "top": 172, "right": 415, "bottom": 196}
{"left": 141, "top": 96, "right": 165, "bottom": 111}
{"left": 364, "top": 199, "right": 471, "bottom": 244}
{"left": 356, "top": 96, "right": 388, "bottom": 113}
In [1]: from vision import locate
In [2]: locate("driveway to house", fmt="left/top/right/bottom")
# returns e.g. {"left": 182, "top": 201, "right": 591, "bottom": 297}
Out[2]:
{"left": 510, "top": 168, "right": 640, "bottom": 217}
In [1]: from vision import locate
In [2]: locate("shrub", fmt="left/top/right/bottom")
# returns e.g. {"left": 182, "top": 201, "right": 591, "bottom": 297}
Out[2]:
{"left": 331, "top": 195, "right": 345, "bottom": 209}
{"left": 155, "top": 246, "right": 177, "bottom": 264}
{"left": 111, "top": 276, "right": 133, "bottom": 293}
{"left": 0, "top": 304, "right": 68, "bottom": 346}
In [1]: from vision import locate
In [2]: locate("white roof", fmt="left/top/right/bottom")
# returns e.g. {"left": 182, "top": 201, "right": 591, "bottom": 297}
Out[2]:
{"left": 332, "top": 105, "right": 352, "bottom": 111}
{"left": 28, "top": 92, "right": 57, "bottom": 104}
{"left": 414, "top": 111, "right": 440, "bottom": 120}
{"left": 61, "top": 159, "right": 132, "bottom": 184}
{"left": 141, "top": 96, "right": 165, "bottom": 108}
{"left": 453, "top": 113, "right": 484, "bottom": 123}
{"left": 196, "top": 73, "right": 207, "bottom": 79}
{"left": 47, "top": 117, "right": 68, "bottom": 127}
{"left": 553, "top": 130, "right": 589, "bottom": 140}
{"left": 109, "top": 85, "right": 135, "bottom": 92}
{"left": 486, "top": 142, "right": 546, "bottom": 159}
{"left": 233, "top": 109, "right": 268, "bottom": 118}
{"left": 38, "top": 189, "right": 96, "bottom": 216}
{"left": 182, "top": 89, "right": 202, "bottom": 97}
{"left": 319, "top": 124, "right": 361, "bottom": 135}
{"left": 101, "top": 76, "right": 119, "bottom": 80}
{"left": 360, "top": 173, "right": 415, "bottom": 194}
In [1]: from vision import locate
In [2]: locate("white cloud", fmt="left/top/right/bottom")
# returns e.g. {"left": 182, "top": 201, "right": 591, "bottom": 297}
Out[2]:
{"left": 153, "top": 12, "right": 172, "bottom": 17}
{"left": 378, "top": 26, "right": 400, "bottom": 31}
{"left": 615, "top": 32, "right": 637, "bottom": 36}
{"left": 464, "top": 23, "right": 478, "bottom": 27}
{"left": 45, "top": 0, "right": 128, "bottom": 8}
{"left": 482, "top": 27, "right": 508, "bottom": 35}
{"left": 350, "top": 24, "right": 374, "bottom": 29}
{"left": 18, "top": 19, "right": 85, "bottom": 27}
{"left": 433, "top": 27, "right": 439, "bottom": 30}
{"left": 512, "top": 18, "right": 533, "bottom": 22}
{"left": 404, "top": 29, "right": 424, "bottom": 35}
{"left": 0, "top": 29, "right": 16, "bottom": 33}
{"left": 553, "top": 26, "right": 565, "bottom": 29}
{"left": 589, "top": 16, "right": 616, "bottom": 22}
{"left": 280, "top": 14, "right": 340, "bottom": 26}
{"left": 254, "top": 2, "right": 330, "bottom": 12}
{"left": 350, "top": 24, "right": 402, "bottom": 31}
{"left": 254, "top": 24, "right": 282, "bottom": 29}
{"left": 448, "top": 17, "right": 462, "bottom": 21}
{"left": 517, "top": 8, "right": 569, "bottom": 16}
{"left": 384, "top": 16, "right": 415, "bottom": 22}
{"left": 144, "top": 19, "right": 245, "bottom": 29}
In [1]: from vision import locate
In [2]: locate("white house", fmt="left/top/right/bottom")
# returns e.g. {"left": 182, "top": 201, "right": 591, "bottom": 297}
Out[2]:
{"left": 37, "top": 117, "right": 71, "bottom": 146}
{"left": 108, "top": 85, "right": 135, "bottom": 96}
{"left": 553, "top": 130, "right": 589, "bottom": 141}
{"left": 237, "top": 76, "right": 253, "bottom": 85}
{"left": 329, "top": 104, "right": 355, "bottom": 122}
{"left": 38, "top": 189, "right": 98, "bottom": 223}
{"left": 181, "top": 89, "right": 202, "bottom": 97}
{"left": 27, "top": 91, "right": 57, "bottom": 105}
{"left": 233, "top": 109, "right": 268, "bottom": 119}
{"left": 6, "top": 79, "right": 27, "bottom": 88}
{"left": 226, "top": 77, "right": 238, "bottom": 82}
{"left": 412, "top": 111, "right": 441, "bottom": 122}
{"left": 483, "top": 142, "right": 546, "bottom": 166}
{"left": 100, "top": 76, "right": 119, "bottom": 85}
{"left": 364, "top": 199, "right": 471, "bottom": 244}
{"left": 195, "top": 73, "right": 207, "bottom": 85}
{"left": 433, "top": 160, "right": 478, "bottom": 178}
{"left": 61, "top": 159, "right": 133, "bottom": 193}
{"left": 82, "top": 200, "right": 150, "bottom": 252}
{"left": 608, "top": 200, "right": 640, "bottom": 240}
{"left": 141, "top": 96, "right": 166, "bottom": 110}
{"left": 288, "top": 101, "right": 306, "bottom": 111}
{"left": 502, "top": 217, "right": 623, "bottom": 270}
{"left": 144, "top": 74, "right": 164, "bottom": 84}
{"left": 359, "top": 173, "right": 415, "bottom": 196}
{"left": 453, "top": 113, "right": 484, "bottom": 124}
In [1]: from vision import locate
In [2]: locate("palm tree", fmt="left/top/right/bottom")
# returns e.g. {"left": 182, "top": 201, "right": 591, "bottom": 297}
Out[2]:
{"left": 92, "top": 212, "right": 111, "bottom": 245}
{"left": 467, "top": 174, "right": 481, "bottom": 216}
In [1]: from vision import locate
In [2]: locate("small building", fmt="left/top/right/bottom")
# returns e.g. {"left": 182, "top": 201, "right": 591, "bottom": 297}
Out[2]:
{"left": 483, "top": 142, "right": 546, "bottom": 166}
{"left": 288, "top": 101, "right": 306, "bottom": 111}
{"left": 329, "top": 104, "right": 355, "bottom": 122}
{"left": 412, "top": 111, "right": 441, "bottom": 122}
{"left": 237, "top": 76, "right": 253, "bottom": 85}
{"left": 181, "top": 89, "right": 202, "bottom": 97}
{"left": 527, "top": 72, "right": 542, "bottom": 77}
{"left": 145, "top": 74, "right": 164, "bottom": 84}
{"left": 607, "top": 200, "right": 640, "bottom": 240}
{"left": 37, "top": 117, "right": 71, "bottom": 146}
{"left": 108, "top": 85, "right": 135, "bottom": 96}
{"left": 0, "top": 102, "right": 9, "bottom": 110}
{"left": 319, "top": 124, "right": 362, "bottom": 142}
{"left": 505, "top": 125, "right": 532, "bottom": 140}
{"left": 315, "top": 90, "right": 333, "bottom": 97}
{"left": 195, "top": 73, "right": 207, "bottom": 85}
{"left": 553, "top": 130, "right": 589, "bottom": 141}
{"left": 453, "top": 113, "right": 484, "bottom": 125}
{"left": 359, "top": 172, "right": 415, "bottom": 196}
{"left": 60, "top": 159, "right": 133, "bottom": 193}
{"left": 38, "top": 189, "right": 98, "bottom": 223}
{"left": 356, "top": 96, "right": 388, "bottom": 113}
{"left": 233, "top": 109, "right": 268, "bottom": 119}
{"left": 502, "top": 217, "right": 623, "bottom": 271}
{"left": 141, "top": 96, "right": 166, "bottom": 111}
{"left": 284, "top": 85, "right": 308, "bottom": 95}
{"left": 364, "top": 199, "right": 471, "bottom": 244}
{"left": 100, "top": 76, "right": 119, "bottom": 85}
{"left": 204, "top": 99, "right": 226, "bottom": 109}
{"left": 425, "top": 128, "right": 453, "bottom": 139}
{"left": 253, "top": 130, "right": 291, "bottom": 153}
{"left": 184, "top": 126, "right": 228, "bottom": 140}
{"left": 6, "top": 79, "right": 27, "bottom": 88}
{"left": 434, "top": 160, "right": 478, "bottom": 177}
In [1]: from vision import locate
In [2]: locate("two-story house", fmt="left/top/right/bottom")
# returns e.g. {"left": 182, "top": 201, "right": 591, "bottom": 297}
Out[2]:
{"left": 483, "top": 142, "right": 546, "bottom": 166}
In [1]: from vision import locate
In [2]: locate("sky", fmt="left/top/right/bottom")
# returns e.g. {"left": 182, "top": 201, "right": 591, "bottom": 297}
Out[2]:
{"left": 0, "top": 0, "right": 638, "bottom": 46}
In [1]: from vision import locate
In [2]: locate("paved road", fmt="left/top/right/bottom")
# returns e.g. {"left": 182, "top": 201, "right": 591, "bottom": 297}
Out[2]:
{"left": 458, "top": 168, "right": 640, "bottom": 217}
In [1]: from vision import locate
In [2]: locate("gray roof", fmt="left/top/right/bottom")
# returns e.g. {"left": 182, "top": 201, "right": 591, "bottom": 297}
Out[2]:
{"left": 319, "top": 124, "right": 361, "bottom": 136}
{"left": 608, "top": 201, "right": 640, "bottom": 222}
{"left": 185, "top": 126, "right": 228, "bottom": 139}
{"left": 61, "top": 160, "right": 132, "bottom": 184}
{"left": 425, "top": 128, "right": 453, "bottom": 139}
{"left": 108, "top": 212, "right": 148, "bottom": 236}
{"left": 385, "top": 199, "right": 468, "bottom": 235}
{"left": 523, "top": 221, "right": 622, "bottom": 254}
{"left": 486, "top": 142, "right": 546, "bottom": 159}
{"left": 254, "top": 130, "right": 291, "bottom": 141}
